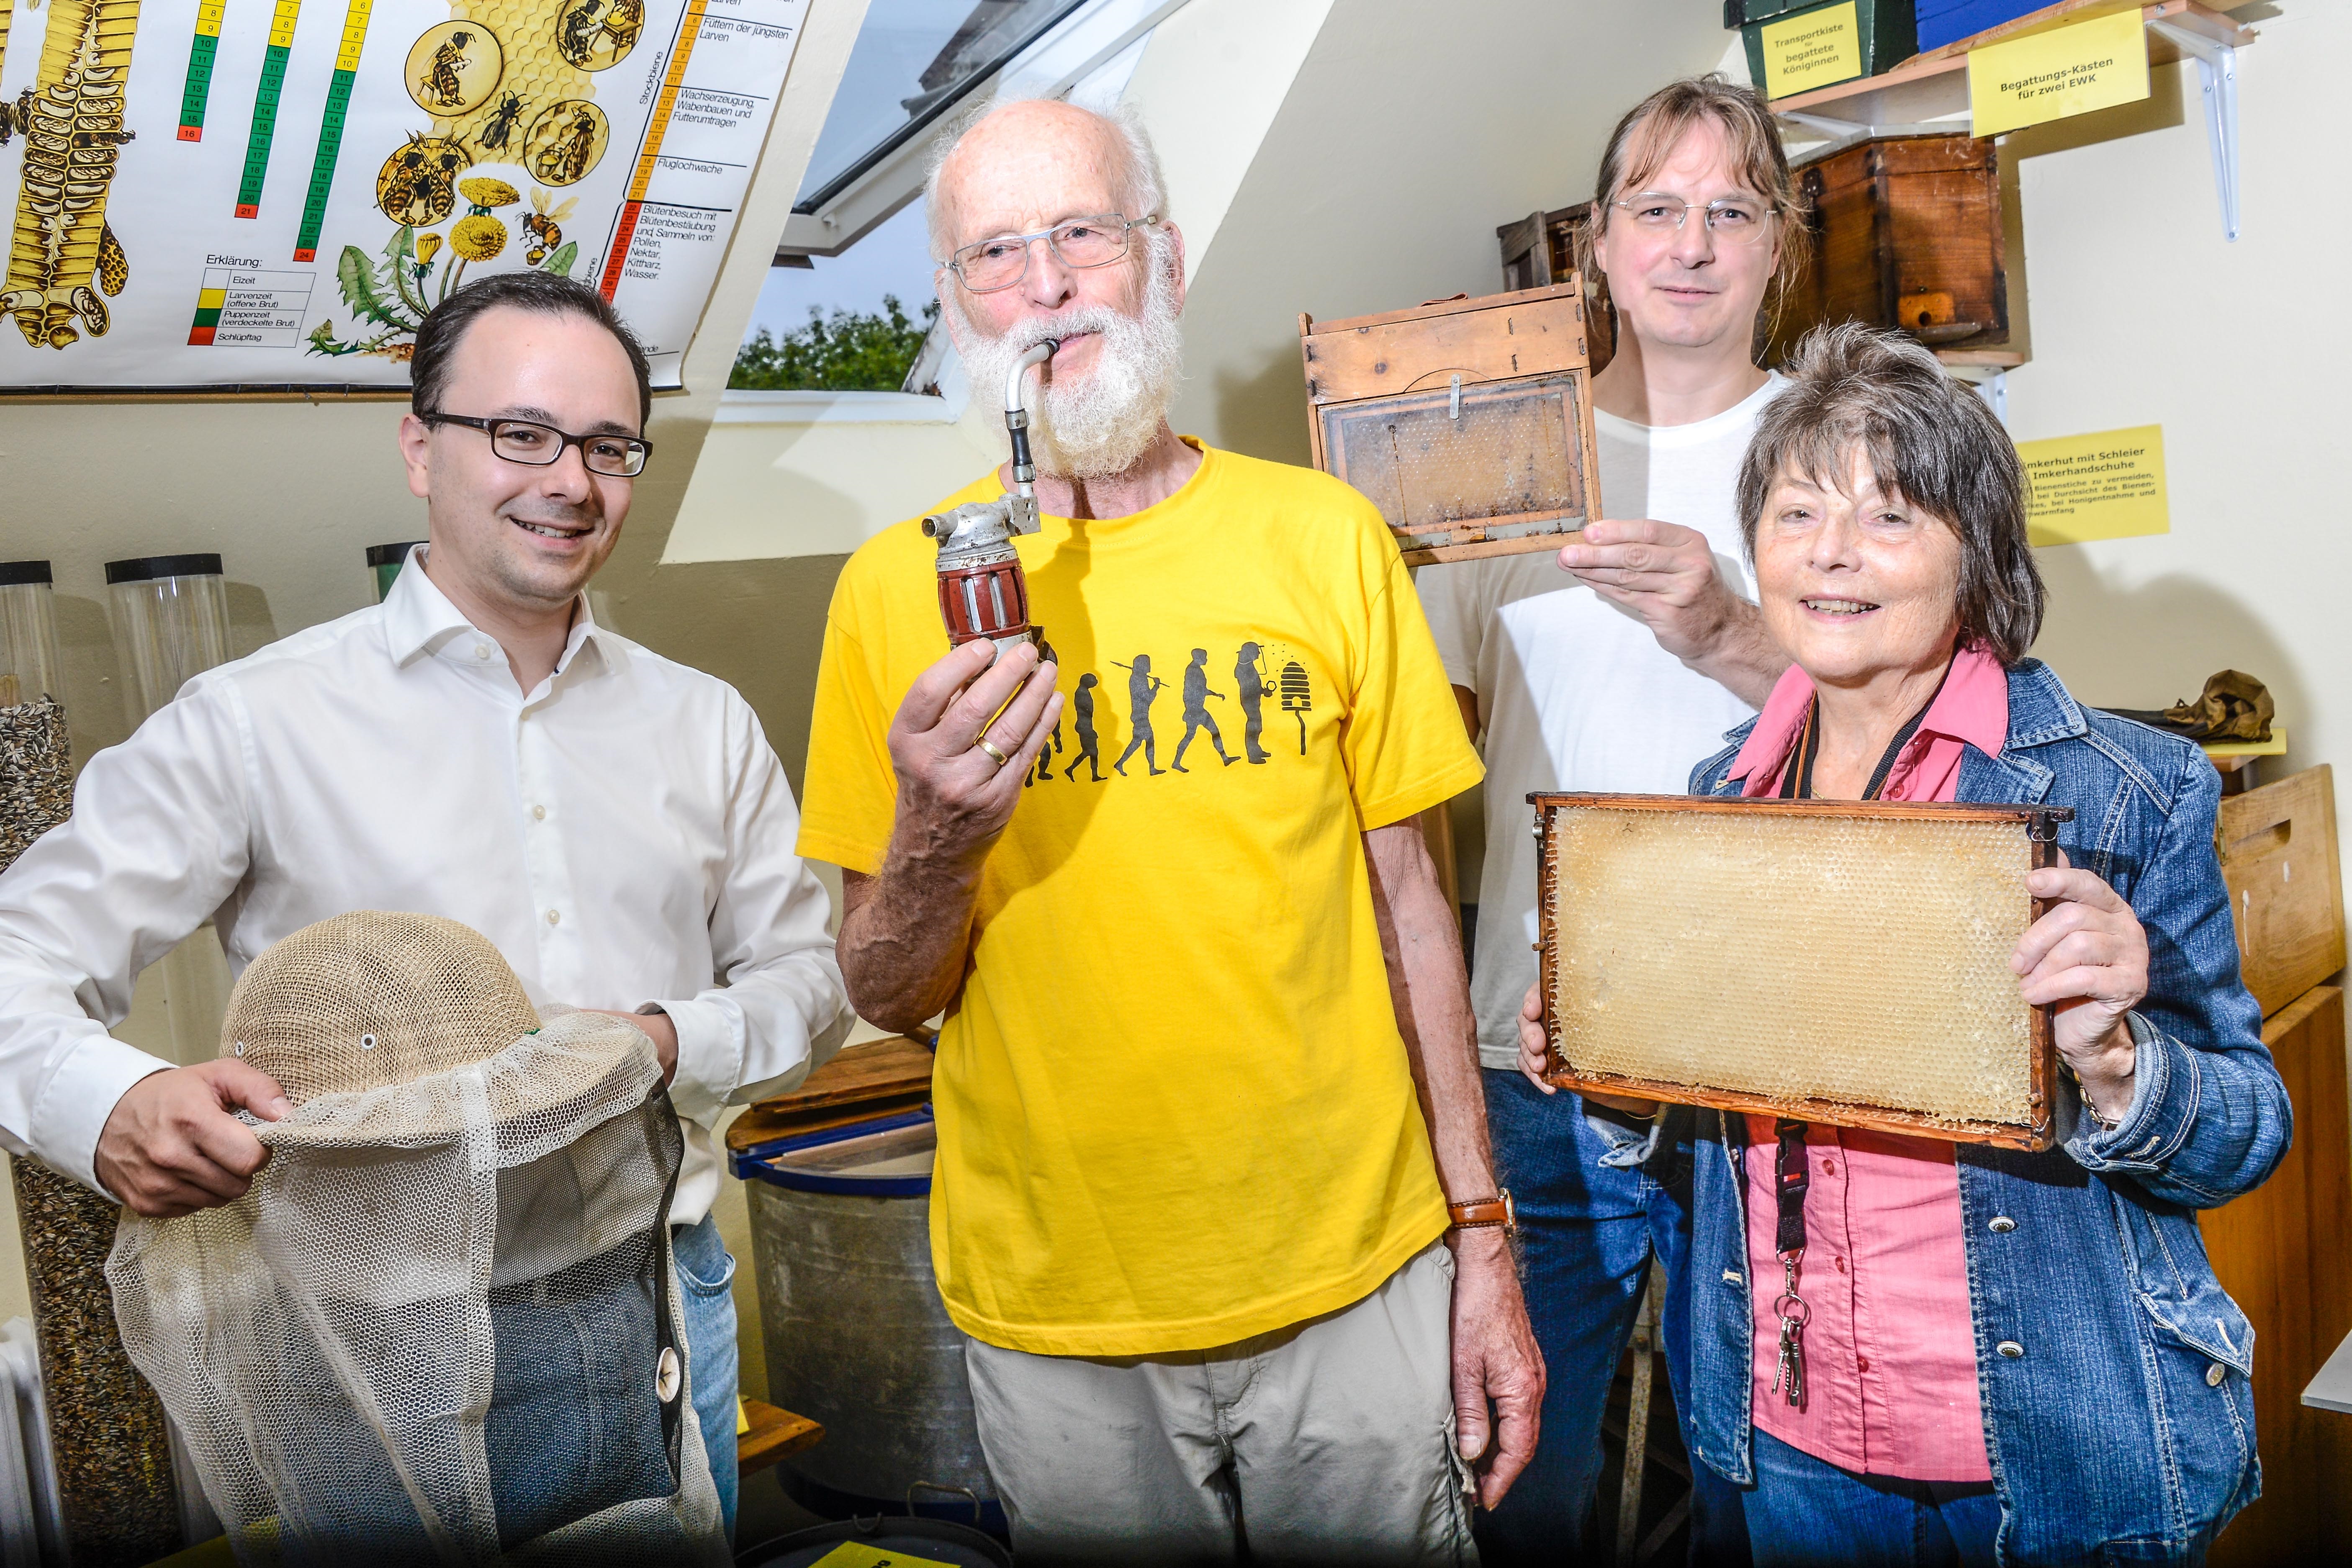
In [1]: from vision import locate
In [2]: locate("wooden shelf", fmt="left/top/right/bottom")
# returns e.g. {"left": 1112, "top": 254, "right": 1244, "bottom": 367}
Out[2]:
{"left": 1769, "top": 0, "right": 2257, "bottom": 118}
{"left": 739, "top": 1398, "right": 825, "bottom": 1476}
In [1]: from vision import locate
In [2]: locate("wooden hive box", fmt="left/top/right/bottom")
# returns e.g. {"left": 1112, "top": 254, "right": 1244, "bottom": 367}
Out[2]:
{"left": 1299, "top": 282, "right": 1603, "bottom": 566}
{"left": 2216, "top": 764, "right": 2346, "bottom": 1019}
{"left": 1770, "top": 131, "right": 2009, "bottom": 362}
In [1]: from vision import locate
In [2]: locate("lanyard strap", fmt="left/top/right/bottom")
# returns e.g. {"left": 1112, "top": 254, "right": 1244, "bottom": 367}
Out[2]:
{"left": 1763, "top": 669, "right": 1948, "bottom": 1405}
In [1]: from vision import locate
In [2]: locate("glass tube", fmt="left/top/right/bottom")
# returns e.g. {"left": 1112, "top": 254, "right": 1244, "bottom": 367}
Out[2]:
{"left": 368, "top": 541, "right": 424, "bottom": 603}
{"left": 0, "top": 561, "right": 64, "bottom": 706}
{"left": 105, "top": 554, "right": 230, "bottom": 727}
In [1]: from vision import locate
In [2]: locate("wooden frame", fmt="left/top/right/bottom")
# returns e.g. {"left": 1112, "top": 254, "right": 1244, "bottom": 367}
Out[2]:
{"left": 1299, "top": 282, "right": 1603, "bottom": 566}
{"left": 1531, "top": 791, "right": 2073, "bottom": 1150}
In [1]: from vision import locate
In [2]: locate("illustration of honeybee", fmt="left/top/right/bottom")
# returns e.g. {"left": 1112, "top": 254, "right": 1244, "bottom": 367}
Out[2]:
{"left": 524, "top": 99, "right": 606, "bottom": 187}
{"left": 523, "top": 187, "right": 576, "bottom": 265}
{"left": 419, "top": 30, "right": 474, "bottom": 108}
{"left": 479, "top": 90, "right": 525, "bottom": 151}
{"left": 375, "top": 132, "right": 470, "bottom": 226}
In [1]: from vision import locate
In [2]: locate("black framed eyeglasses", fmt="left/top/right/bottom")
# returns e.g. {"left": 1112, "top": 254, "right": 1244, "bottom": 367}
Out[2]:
{"left": 943, "top": 213, "right": 1159, "bottom": 294}
{"left": 423, "top": 412, "right": 653, "bottom": 477}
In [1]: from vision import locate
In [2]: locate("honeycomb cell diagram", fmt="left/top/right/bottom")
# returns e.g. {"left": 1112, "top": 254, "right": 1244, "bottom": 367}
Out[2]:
{"left": 0, "top": 0, "right": 141, "bottom": 350}
{"left": 424, "top": 0, "right": 620, "bottom": 164}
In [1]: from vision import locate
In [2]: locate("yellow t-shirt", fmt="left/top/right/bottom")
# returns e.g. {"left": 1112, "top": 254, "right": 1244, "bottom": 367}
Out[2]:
{"left": 797, "top": 441, "right": 1483, "bottom": 1356}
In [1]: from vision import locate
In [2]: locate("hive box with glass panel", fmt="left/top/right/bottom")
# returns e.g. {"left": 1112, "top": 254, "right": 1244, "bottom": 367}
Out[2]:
{"left": 1532, "top": 792, "right": 2074, "bottom": 1150}
{"left": 1298, "top": 282, "right": 1603, "bottom": 565}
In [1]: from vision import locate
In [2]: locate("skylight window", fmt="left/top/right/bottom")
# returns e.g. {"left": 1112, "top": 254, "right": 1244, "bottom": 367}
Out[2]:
{"left": 797, "top": 0, "right": 1090, "bottom": 215}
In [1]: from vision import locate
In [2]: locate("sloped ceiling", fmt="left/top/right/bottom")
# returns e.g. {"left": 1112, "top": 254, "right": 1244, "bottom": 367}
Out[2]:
{"left": 1171, "top": 0, "right": 1729, "bottom": 463}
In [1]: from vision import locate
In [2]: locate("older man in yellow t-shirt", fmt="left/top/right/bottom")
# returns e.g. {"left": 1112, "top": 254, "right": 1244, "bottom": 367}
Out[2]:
{"left": 798, "top": 97, "right": 1542, "bottom": 1563}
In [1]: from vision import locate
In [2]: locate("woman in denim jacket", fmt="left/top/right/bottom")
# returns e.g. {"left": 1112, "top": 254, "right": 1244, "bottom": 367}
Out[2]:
{"left": 1519, "top": 324, "right": 2288, "bottom": 1564}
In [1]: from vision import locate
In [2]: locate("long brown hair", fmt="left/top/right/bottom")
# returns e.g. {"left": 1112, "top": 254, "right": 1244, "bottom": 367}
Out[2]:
{"left": 1575, "top": 75, "right": 1812, "bottom": 353}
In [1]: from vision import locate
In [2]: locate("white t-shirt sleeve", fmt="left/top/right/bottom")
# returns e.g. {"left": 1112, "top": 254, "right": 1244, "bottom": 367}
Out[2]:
{"left": 1411, "top": 559, "right": 1487, "bottom": 693}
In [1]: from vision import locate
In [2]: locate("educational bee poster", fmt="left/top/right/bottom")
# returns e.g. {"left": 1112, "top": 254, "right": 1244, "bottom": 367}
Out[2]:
{"left": 0, "top": 0, "right": 806, "bottom": 389}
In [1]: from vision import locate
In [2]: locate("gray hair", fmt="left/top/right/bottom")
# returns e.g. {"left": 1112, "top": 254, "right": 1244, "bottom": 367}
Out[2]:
{"left": 922, "top": 94, "right": 1169, "bottom": 262}
{"left": 1738, "top": 323, "right": 2045, "bottom": 665}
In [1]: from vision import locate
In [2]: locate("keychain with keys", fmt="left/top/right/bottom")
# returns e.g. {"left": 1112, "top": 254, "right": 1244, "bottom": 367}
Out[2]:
{"left": 1771, "top": 1118, "right": 1811, "bottom": 1407}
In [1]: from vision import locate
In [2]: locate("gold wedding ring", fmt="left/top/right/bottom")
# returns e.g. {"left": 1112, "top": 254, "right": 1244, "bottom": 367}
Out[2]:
{"left": 977, "top": 738, "right": 1011, "bottom": 769}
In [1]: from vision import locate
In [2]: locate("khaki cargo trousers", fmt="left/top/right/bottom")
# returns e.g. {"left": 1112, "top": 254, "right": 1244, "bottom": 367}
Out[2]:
{"left": 963, "top": 1240, "right": 1476, "bottom": 1566}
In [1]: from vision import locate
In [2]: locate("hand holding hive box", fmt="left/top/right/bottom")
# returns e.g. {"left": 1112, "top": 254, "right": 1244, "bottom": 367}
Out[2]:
{"left": 1532, "top": 792, "right": 2075, "bottom": 1149}
{"left": 1298, "top": 281, "right": 1603, "bottom": 566}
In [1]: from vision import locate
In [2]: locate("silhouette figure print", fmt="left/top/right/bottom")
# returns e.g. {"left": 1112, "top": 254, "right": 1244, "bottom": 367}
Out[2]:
{"left": 1064, "top": 673, "right": 1105, "bottom": 782}
{"left": 1029, "top": 638, "right": 1064, "bottom": 786}
{"left": 1113, "top": 656, "right": 1164, "bottom": 777}
{"left": 1172, "top": 649, "right": 1239, "bottom": 772}
{"left": 1234, "top": 642, "right": 1271, "bottom": 764}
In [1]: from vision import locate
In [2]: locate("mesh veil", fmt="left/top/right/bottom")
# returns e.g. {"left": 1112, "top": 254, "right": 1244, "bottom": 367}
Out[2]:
{"left": 107, "top": 913, "right": 727, "bottom": 1566}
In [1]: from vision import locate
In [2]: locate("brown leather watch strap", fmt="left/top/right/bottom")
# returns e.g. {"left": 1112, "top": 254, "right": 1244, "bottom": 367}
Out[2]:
{"left": 1446, "top": 1189, "right": 1517, "bottom": 1234}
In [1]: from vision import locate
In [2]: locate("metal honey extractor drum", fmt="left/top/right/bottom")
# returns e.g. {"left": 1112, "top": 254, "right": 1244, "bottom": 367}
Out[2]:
{"left": 728, "top": 1041, "right": 998, "bottom": 1529}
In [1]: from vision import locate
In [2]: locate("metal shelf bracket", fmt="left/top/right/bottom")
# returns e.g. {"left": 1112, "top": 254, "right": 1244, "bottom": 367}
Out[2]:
{"left": 2148, "top": 18, "right": 2241, "bottom": 242}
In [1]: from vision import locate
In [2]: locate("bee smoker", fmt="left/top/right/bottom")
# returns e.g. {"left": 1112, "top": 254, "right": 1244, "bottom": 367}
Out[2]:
{"left": 921, "top": 339, "right": 1058, "bottom": 653}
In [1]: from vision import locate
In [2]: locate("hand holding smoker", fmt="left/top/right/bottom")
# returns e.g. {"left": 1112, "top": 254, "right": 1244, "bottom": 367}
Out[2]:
{"left": 922, "top": 339, "right": 1058, "bottom": 653}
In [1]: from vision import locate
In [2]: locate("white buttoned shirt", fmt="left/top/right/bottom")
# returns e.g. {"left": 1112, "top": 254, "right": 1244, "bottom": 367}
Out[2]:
{"left": 0, "top": 553, "right": 851, "bottom": 1226}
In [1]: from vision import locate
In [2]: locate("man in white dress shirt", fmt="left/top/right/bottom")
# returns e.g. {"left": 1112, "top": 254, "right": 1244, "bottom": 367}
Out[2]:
{"left": 0, "top": 271, "right": 850, "bottom": 1536}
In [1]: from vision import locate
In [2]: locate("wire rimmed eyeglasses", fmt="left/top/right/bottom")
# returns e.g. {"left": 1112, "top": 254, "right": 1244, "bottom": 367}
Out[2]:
{"left": 423, "top": 413, "right": 652, "bottom": 477}
{"left": 1611, "top": 192, "right": 1780, "bottom": 246}
{"left": 943, "top": 213, "right": 1160, "bottom": 294}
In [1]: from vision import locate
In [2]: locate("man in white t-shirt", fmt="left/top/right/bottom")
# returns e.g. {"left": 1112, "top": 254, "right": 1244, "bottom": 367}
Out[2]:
{"left": 1418, "top": 78, "right": 1805, "bottom": 1563}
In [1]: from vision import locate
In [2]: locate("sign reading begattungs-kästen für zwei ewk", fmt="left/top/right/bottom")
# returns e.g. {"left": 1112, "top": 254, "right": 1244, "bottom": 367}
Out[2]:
{"left": 1969, "top": 7, "right": 2151, "bottom": 139}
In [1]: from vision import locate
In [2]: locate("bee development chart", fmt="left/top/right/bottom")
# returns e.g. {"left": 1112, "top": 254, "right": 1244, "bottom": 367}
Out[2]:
{"left": 0, "top": 0, "right": 806, "bottom": 388}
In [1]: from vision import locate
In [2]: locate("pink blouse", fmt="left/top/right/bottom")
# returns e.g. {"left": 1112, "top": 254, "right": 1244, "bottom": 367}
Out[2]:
{"left": 1723, "top": 645, "right": 2010, "bottom": 1482}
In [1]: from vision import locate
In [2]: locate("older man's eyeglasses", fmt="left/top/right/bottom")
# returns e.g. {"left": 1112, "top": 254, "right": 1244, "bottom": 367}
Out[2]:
{"left": 1612, "top": 193, "right": 1779, "bottom": 246}
{"left": 424, "top": 413, "right": 652, "bottom": 477}
{"left": 944, "top": 213, "right": 1160, "bottom": 294}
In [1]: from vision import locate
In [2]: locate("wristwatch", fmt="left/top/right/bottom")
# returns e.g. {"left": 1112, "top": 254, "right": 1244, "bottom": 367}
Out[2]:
{"left": 1447, "top": 1189, "right": 1517, "bottom": 1236}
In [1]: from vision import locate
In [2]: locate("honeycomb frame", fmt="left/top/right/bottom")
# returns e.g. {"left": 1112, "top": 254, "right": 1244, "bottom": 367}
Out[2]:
{"left": 1532, "top": 791, "right": 2071, "bottom": 1150}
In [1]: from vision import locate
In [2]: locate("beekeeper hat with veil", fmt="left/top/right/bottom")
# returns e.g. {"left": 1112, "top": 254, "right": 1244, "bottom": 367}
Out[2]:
{"left": 107, "top": 910, "right": 727, "bottom": 1565}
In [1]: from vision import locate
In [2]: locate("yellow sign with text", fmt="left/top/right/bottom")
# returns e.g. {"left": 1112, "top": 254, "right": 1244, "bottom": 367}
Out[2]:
{"left": 1969, "top": 8, "right": 2150, "bottom": 137}
{"left": 1762, "top": 3, "right": 1863, "bottom": 98}
{"left": 2020, "top": 425, "right": 2169, "bottom": 546}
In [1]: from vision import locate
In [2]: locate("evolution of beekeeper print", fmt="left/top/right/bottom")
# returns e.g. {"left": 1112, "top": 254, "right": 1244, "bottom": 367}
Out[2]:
{"left": 1025, "top": 640, "right": 1319, "bottom": 787}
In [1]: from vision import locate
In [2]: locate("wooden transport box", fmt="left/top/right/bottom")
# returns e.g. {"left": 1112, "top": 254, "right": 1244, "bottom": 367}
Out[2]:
{"left": 1533, "top": 792, "right": 2070, "bottom": 1149}
{"left": 1771, "top": 132, "right": 2010, "bottom": 362}
{"left": 2216, "top": 763, "right": 2346, "bottom": 1019}
{"left": 1299, "top": 282, "right": 1603, "bottom": 566}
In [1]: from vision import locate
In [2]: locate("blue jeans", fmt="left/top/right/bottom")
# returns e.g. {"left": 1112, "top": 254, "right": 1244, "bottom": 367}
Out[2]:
{"left": 1478, "top": 1070, "right": 1747, "bottom": 1566}
{"left": 673, "top": 1213, "right": 741, "bottom": 1541}
{"left": 1744, "top": 1430, "right": 1999, "bottom": 1568}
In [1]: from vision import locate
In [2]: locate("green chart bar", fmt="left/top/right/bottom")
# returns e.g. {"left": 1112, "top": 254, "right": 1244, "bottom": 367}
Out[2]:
{"left": 179, "top": 0, "right": 226, "bottom": 141}
{"left": 234, "top": 0, "right": 304, "bottom": 218}
{"left": 293, "top": 0, "right": 371, "bottom": 260}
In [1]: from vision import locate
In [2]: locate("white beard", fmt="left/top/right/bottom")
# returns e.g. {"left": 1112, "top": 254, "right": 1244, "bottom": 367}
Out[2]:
{"left": 949, "top": 235, "right": 1185, "bottom": 480}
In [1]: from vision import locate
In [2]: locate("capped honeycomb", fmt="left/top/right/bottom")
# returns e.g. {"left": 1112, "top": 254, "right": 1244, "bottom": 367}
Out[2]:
{"left": 1541, "top": 802, "right": 2039, "bottom": 1135}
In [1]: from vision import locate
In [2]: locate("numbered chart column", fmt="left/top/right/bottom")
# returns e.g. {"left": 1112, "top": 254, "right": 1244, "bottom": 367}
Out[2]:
{"left": 293, "top": 0, "right": 373, "bottom": 261}
{"left": 234, "top": 0, "right": 305, "bottom": 218}
{"left": 179, "top": 0, "right": 229, "bottom": 141}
